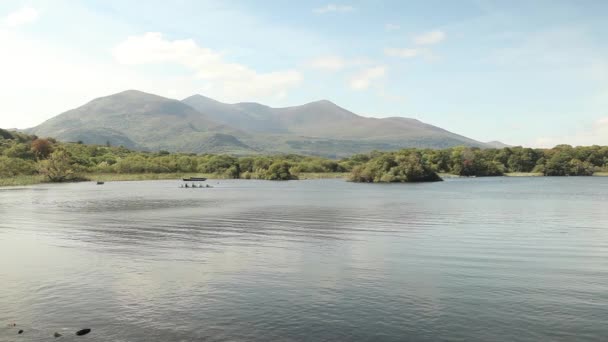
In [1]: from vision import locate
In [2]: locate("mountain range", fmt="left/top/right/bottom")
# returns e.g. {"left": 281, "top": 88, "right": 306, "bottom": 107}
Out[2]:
{"left": 27, "top": 90, "right": 500, "bottom": 157}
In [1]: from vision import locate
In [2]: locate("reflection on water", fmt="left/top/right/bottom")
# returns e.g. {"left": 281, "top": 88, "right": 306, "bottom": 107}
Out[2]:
{"left": 1, "top": 178, "right": 608, "bottom": 341}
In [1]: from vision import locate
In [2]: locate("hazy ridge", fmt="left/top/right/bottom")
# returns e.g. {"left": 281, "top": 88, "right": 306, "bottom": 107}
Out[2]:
{"left": 29, "top": 90, "right": 494, "bottom": 157}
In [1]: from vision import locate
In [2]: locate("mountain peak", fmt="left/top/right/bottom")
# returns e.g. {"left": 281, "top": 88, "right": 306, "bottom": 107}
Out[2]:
{"left": 114, "top": 89, "right": 158, "bottom": 97}
{"left": 182, "top": 94, "right": 221, "bottom": 104}
{"left": 90, "top": 89, "right": 171, "bottom": 104}
{"left": 485, "top": 141, "right": 512, "bottom": 148}
{"left": 306, "top": 99, "right": 338, "bottom": 107}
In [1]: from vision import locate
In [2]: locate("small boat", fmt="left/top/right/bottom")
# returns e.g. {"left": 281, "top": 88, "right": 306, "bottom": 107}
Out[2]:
{"left": 182, "top": 177, "right": 207, "bottom": 181}
{"left": 97, "top": 181, "right": 105, "bottom": 185}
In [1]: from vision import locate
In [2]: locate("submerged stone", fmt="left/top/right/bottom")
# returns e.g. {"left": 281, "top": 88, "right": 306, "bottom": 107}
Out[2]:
{"left": 76, "top": 328, "right": 91, "bottom": 336}
{"left": 54, "top": 332, "right": 62, "bottom": 338}
{"left": 18, "top": 329, "right": 23, "bottom": 334}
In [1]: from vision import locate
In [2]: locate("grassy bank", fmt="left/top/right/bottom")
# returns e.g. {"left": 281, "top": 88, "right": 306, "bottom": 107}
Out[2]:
{"left": 438, "top": 172, "right": 607, "bottom": 178}
{"left": 438, "top": 173, "right": 461, "bottom": 178}
{"left": 0, "top": 175, "right": 47, "bottom": 187}
{"left": 3, "top": 171, "right": 607, "bottom": 187}
{"left": 504, "top": 172, "right": 544, "bottom": 177}
{"left": 90, "top": 173, "right": 215, "bottom": 182}
{"left": 297, "top": 172, "right": 349, "bottom": 179}
{"left": 0, "top": 173, "right": 215, "bottom": 187}
{"left": 0, "top": 172, "right": 349, "bottom": 187}
{"left": 92, "top": 172, "right": 349, "bottom": 182}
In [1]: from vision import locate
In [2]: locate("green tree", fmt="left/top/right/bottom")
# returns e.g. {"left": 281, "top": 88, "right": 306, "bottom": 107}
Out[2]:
{"left": 38, "top": 149, "right": 78, "bottom": 182}
{"left": 349, "top": 151, "right": 441, "bottom": 183}
{"left": 264, "top": 161, "right": 297, "bottom": 180}
{"left": 0, "top": 156, "right": 37, "bottom": 177}
{"left": 568, "top": 159, "right": 594, "bottom": 176}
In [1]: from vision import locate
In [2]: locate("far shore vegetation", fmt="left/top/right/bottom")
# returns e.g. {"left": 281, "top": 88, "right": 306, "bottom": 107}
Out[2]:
{"left": 1, "top": 128, "right": 608, "bottom": 186}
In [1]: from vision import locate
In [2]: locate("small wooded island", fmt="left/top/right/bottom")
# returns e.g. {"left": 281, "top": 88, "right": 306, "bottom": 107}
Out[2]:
{"left": 1, "top": 128, "right": 607, "bottom": 186}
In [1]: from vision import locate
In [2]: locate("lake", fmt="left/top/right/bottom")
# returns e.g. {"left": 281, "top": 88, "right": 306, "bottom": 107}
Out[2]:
{"left": 1, "top": 177, "right": 608, "bottom": 341}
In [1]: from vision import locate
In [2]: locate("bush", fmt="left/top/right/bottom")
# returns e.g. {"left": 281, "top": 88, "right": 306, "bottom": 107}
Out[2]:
{"left": 0, "top": 156, "right": 37, "bottom": 177}
{"left": 349, "top": 152, "right": 441, "bottom": 183}
{"left": 37, "top": 149, "right": 79, "bottom": 182}
{"left": 264, "top": 161, "right": 297, "bottom": 180}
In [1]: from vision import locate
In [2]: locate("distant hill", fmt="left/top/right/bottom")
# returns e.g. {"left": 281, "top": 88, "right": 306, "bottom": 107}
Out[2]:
{"left": 485, "top": 141, "right": 512, "bottom": 148}
{"left": 182, "top": 95, "right": 285, "bottom": 133}
{"left": 28, "top": 90, "right": 491, "bottom": 157}
{"left": 29, "top": 90, "right": 254, "bottom": 154}
{"left": 184, "top": 95, "right": 484, "bottom": 145}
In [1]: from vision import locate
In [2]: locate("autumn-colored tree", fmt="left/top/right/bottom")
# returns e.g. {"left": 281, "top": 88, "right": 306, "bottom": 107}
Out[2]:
{"left": 31, "top": 138, "right": 53, "bottom": 159}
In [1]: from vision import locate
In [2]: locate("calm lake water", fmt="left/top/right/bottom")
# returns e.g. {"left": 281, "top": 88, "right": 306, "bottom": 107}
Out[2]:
{"left": 1, "top": 177, "right": 608, "bottom": 341}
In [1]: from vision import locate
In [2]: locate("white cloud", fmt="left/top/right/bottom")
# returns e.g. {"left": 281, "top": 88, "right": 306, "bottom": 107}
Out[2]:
{"left": 384, "top": 47, "right": 424, "bottom": 58}
{"left": 308, "top": 55, "right": 369, "bottom": 71}
{"left": 384, "top": 30, "right": 444, "bottom": 60}
{"left": 596, "top": 117, "right": 608, "bottom": 126}
{"left": 349, "top": 66, "right": 386, "bottom": 90}
{"left": 0, "top": 28, "right": 152, "bottom": 128}
{"left": 112, "top": 32, "right": 302, "bottom": 99}
{"left": 413, "top": 30, "right": 446, "bottom": 45}
{"left": 0, "top": 28, "right": 299, "bottom": 128}
{"left": 309, "top": 56, "right": 347, "bottom": 71}
{"left": 313, "top": 4, "right": 354, "bottom": 14}
{"left": 385, "top": 23, "right": 400, "bottom": 31}
{"left": 534, "top": 117, "right": 608, "bottom": 147}
{"left": 3, "top": 6, "right": 39, "bottom": 27}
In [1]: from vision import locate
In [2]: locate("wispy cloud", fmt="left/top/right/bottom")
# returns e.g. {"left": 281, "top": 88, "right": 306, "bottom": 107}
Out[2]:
{"left": 413, "top": 30, "right": 446, "bottom": 45}
{"left": 309, "top": 56, "right": 348, "bottom": 71}
{"left": 308, "top": 55, "right": 369, "bottom": 71}
{"left": 385, "top": 23, "right": 400, "bottom": 31}
{"left": 385, "top": 29, "right": 445, "bottom": 59}
{"left": 112, "top": 32, "right": 302, "bottom": 99}
{"left": 3, "top": 6, "right": 39, "bottom": 27}
{"left": 313, "top": 4, "right": 355, "bottom": 14}
{"left": 384, "top": 48, "right": 425, "bottom": 58}
{"left": 597, "top": 117, "right": 608, "bottom": 126}
{"left": 350, "top": 66, "right": 387, "bottom": 90}
{"left": 534, "top": 116, "right": 608, "bottom": 147}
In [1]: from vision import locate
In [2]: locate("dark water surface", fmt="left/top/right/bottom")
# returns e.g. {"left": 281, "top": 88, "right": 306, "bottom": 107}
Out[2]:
{"left": 1, "top": 178, "right": 608, "bottom": 341}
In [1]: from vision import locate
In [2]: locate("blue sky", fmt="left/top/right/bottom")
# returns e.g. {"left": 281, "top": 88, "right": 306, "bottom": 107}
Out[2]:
{"left": 1, "top": 0, "right": 607, "bottom": 146}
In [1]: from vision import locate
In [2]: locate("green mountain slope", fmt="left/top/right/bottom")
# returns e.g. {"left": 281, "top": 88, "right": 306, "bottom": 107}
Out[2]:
{"left": 183, "top": 95, "right": 488, "bottom": 153}
{"left": 28, "top": 90, "right": 490, "bottom": 157}
{"left": 29, "top": 90, "right": 254, "bottom": 154}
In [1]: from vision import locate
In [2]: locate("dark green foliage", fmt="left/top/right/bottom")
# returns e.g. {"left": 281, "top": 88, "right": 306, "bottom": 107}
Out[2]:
{"left": 543, "top": 145, "right": 599, "bottom": 176}
{"left": 0, "top": 156, "right": 37, "bottom": 177}
{"left": 2, "top": 128, "right": 608, "bottom": 183}
{"left": 0, "top": 128, "right": 13, "bottom": 140}
{"left": 345, "top": 144, "right": 608, "bottom": 180}
{"left": 349, "top": 150, "right": 442, "bottom": 183}
{"left": 264, "top": 161, "right": 298, "bottom": 180}
{"left": 447, "top": 147, "right": 505, "bottom": 177}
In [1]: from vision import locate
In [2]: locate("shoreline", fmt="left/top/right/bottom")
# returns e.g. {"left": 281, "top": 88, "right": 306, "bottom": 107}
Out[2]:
{"left": 1, "top": 171, "right": 607, "bottom": 188}
{"left": 0, "top": 172, "right": 350, "bottom": 187}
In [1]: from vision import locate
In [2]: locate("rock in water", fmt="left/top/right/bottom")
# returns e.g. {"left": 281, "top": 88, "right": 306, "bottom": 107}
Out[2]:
{"left": 76, "top": 328, "right": 91, "bottom": 336}
{"left": 54, "top": 332, "right": 62, "bottom": 338}
{"left": 18, "top": 329, "right": 23, "bottom": 334}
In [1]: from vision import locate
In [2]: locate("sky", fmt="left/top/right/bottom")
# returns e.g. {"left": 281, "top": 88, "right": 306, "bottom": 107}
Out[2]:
{"left": 1, "top": 0, "right": 608, "bottom": 147}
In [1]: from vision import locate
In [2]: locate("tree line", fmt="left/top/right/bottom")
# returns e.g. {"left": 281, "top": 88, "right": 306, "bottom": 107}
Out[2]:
{"left": 1, "top": 128, "right": 607, "bottom": 183}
